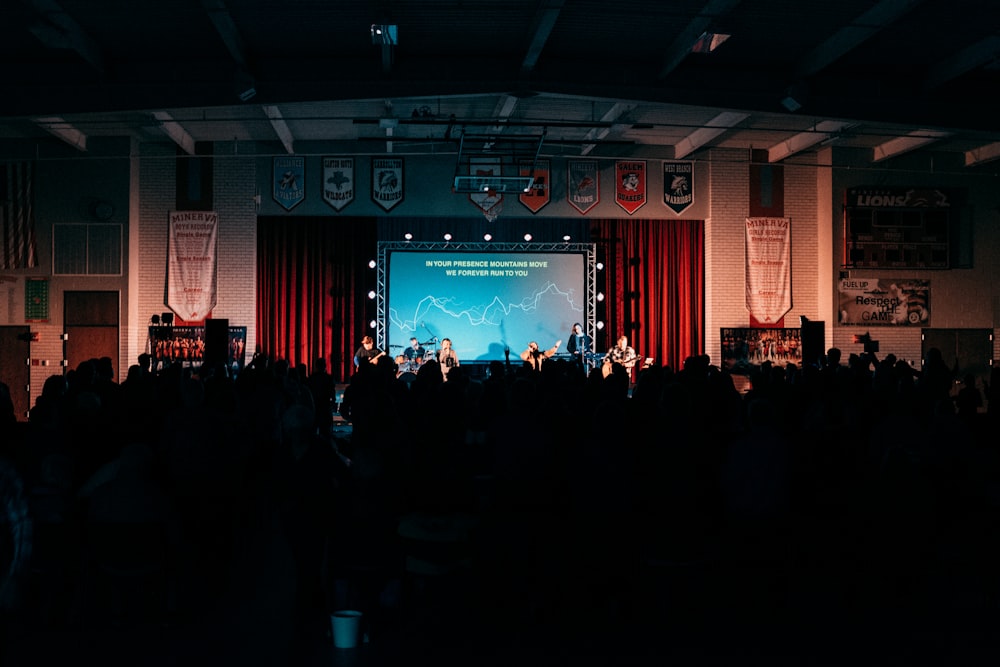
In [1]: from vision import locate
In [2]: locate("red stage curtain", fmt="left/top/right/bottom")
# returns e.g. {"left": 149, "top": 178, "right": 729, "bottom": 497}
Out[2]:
{"left": 590, "top": 219, "right": 704, "bottom": 370}
{"left": 257, "top": 216, "right": 376, "bottom": 381}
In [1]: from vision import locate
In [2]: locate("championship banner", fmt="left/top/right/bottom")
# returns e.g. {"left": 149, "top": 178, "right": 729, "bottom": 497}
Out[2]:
{"left": 615, "top": 160, "right": 646, "bottom": 215}
{"left": 372, "top": 157, "right": 404, "bottom": 211}
{"left": 468, "top": 157, "right": 503, "bottom": 221}
{"left": 567, "top": 159, "right": 599, "bottom": 215}
{"left": 322, "top": 157, "right": 354, "bottom": 211}
{"left": 167, "top": 210, "right": 218, "bottom": 321}
{"left": 663, "top": 160, "right": 693, "bottom": 214}
{"left": 837, "top": 278, "right": 930, "bottom": 326}
{"left": 519, "top": 158, "right": 550, "bottom": 213}
{"left": 745, "top": 217, "right": 791, "bottom": 324}
{"left": 273, "top": 156, "right": 305, "bottom": 211}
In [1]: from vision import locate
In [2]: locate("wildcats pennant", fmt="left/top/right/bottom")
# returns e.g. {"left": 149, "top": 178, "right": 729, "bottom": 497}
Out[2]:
{"left": 371, "top": 157, "right": 404, "bottom": 211}
{"left": 663, "top": 160, "right": 694, "bottom": 214}
{"left": 519, "top": 159, "right": 550, "bottom": 213}
{"left": 567, "top": 159, "right": 599, "bottom": 215}
{"left": 322, "top": 157, "right": 354, "bottom": 211}
{"left": 273, "top": 156, "right": 305, "bottom": 211}
{"left": 615, "top": 160, "right": 646, "bottom": 215}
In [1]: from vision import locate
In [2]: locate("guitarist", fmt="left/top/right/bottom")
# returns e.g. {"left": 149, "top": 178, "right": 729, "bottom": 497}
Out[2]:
{"left": 353, "top": 335, "right": 385, "bottom": 368}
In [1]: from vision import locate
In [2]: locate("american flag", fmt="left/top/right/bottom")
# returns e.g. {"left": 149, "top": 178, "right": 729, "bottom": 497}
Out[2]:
{"left": 0, "top": 162, "right": 39, "bottom": 270}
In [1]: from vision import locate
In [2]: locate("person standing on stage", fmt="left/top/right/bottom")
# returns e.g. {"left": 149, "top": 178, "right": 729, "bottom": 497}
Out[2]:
{"left": 520, "top": 339, "right": 562, "bottom": 372}
{"left": 565, "top": 322, "right": 593, "bottom": 366}
{"left": 603, "top": 335, "right": 637, "bottom": 375}
{"left": 437, "top": 337, "right": 460, "bottom": 381}
{"left": 353, "top": 335, "right": 384, "bottom": 368}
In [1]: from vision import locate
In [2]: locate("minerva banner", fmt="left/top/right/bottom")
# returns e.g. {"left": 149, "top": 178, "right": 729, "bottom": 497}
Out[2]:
{"left": 837, "top": 278, "right": 930, "bottom": 326}
{"left": 167, "top": 210, "right": 218, "bottom": 321}
{"left": 745, "top": 217, "right": 791, "bottom": 324}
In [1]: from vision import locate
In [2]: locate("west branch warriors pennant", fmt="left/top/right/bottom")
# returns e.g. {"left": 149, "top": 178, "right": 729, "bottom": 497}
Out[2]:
{"left": 273, "top": 156, "right": 305, "bottom": 211}
{"left": 567, "top": 159, "right": 599, "bottom": 215}
{"left": 663, "top": 160, "right": 694, "bottom": 214}
{"left": 468, "top": 157, "right": 503, "bottom": 218}
{"left": 518, "top": 158, "right": 550, "bottom": 213}
{"left": 371, "top": 157, "right": 404, "bottom": 211}
{"left": 615, "top": 160, "right": 646, "bottom": 215}
{"left": 322, "top": 157, "right": 354, "bottom": 211}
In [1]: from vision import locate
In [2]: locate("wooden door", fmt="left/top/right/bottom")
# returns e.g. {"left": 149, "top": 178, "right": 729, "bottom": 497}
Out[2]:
{"left": 65, "top": 291, "right": 120, "bottom": 381}
{"left": 0, "top": 326, "right": 31, "bottom": 420}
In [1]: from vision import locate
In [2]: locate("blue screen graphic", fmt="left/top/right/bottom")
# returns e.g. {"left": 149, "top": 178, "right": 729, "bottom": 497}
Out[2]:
{"left": 387, "top": 251, "right": 586, "bottom": 361}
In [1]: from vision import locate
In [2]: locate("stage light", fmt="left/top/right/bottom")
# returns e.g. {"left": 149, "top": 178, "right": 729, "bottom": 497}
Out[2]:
{"left": 369, "top": 319, "right": 377, "bottom": 329}
{"left": 563, "top": 235, "right": 571, "bottom": 241}
{"left": 444, "top": 233, "right": 452, "bottom": 241}
{"left": 151, "top": 314, "right": 160, "bottom": 325}
{"left": 596, "top": 321, "right": 605, "bottom": 330}
{"left": 523, "top": 233, "right": 532, "bottom": 241}
{"left": 367, "top": 290, "right": 376, "bottom": 300}
{"left": 483, "top": 233, "right": 492, "bottom": 241}
{"left": 404, "top": 232, "right": 413, "bottom": 241}
{"left": 597, "top": 292, "right": 604, "bottom": 301}
{"left": 596, "top": 262, "right": 604, "bottom": 271}
{"left": 368, "top": 259, "right": 377, "bottom": 269}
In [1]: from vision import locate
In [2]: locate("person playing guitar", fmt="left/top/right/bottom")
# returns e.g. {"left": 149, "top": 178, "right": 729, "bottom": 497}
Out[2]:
{"left": 353, "top": 335, "right": 384, "bottom": 368}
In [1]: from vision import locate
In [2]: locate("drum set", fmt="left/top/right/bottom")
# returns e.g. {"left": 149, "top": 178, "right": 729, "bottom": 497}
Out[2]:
{"left": 392, "top": 339, "right": 439, "bottom": 380}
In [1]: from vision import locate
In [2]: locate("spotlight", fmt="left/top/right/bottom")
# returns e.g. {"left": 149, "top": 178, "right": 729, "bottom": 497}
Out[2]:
{"left": 563, "top": 235, "right": 571, "bottom": 242}
{"left": 596, "top": 321, "right": 605, "bottom": 330}
{"left": 523, "top": 233, "right": 532, "bottom": 241}
{"left": 443, "top": 233, "right": 452, "bottom": 241}
{"left": 596, "top": 262, "right": 604, "bottom": 271}
{"left": 161, "top": 312, "right": 174, "bottom": 326}
{"left": 597, "top": 292, "right": 604, "bottom": 301}
{"left": 404, "top": 232, "right": 413, "bottom": 241}
{"left": 369, "top": 319, "right": 377, "bottom": 329}
{"left": 367, "top": 290, "right": 376, "bottom": 300}
{"left": 370, "top": 24, "right": 398, "bottom": 45}
{"left": 483, "top": 233, "right": 492, "bottom": 241}
{"left": 151, "top": 314, "right": 160, "bottom": 325}
{"left": 368, "top": 259, "right": 377, "bottom": 269}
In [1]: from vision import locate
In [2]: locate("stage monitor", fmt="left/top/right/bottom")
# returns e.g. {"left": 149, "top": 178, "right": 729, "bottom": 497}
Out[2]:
{"left": 379, "top": 242, "right": 595, "bottom": 362}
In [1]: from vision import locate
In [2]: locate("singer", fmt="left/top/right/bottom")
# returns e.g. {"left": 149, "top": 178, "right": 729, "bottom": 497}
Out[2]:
{"left": 520, "top": 338, "right": 561, "bottom": 372}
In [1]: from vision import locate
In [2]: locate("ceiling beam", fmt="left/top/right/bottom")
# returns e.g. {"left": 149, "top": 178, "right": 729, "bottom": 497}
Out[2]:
{"left": 767, "top": 120, "right": 857, "bottom": 162}
{"left": 923, "top": 35, "right": 1000, "bottom": 91}
{"left": 151, "top": 111, "right": 196, "bottom": 155}
{"left": 658, "top": 0, "right": 742, "bottom": 79}
{"left": 964, "top": 141, "right": 1000, "bottom": 167}
{"left": 200, "top": 0, "right": 249, "bottom": 68}
{"left": 521, "top": 0, "right": 565, "bottom": 74}
{"left": 579, "top": 103, "right": 635, "bottom": 156}
{"left": 871, "top": 129, "right": 951, "bottom": 162}
{"left": 794, "top": 0, "right": 921, "bottom": 79}
{"left": 673, "top": 111, "right": 749, "bottom": 158}
{"left": 25, "top": 0, "right": 105, "bottom": 73}
{"left": 33, "top": 116, "right": 87, "bottom": 151}
{"left": 263, "top": 105, "right": 295, "bottom": 154}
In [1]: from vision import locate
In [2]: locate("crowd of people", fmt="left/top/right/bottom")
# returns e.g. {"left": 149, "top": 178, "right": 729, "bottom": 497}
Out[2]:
{"left": 2, "top": 342, "right": 1000, "bottom": 660}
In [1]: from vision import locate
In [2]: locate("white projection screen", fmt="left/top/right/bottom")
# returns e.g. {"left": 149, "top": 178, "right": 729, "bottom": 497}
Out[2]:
{"left": 378, "top": 242, "right": 596, "bottom": 362}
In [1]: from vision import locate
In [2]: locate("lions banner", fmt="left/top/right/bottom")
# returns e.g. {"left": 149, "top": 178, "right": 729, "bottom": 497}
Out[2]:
{"left": 837, "top": 278, "right": 930, "bottom": 326}
{"left": 322, "top": 157, "right": 354, "bottom": 211}
{"left": 745, "top": 217, "right": 791, "bottom": 324}
{"left": 567, "top": 160, "right": 599, "bottom": 215}
{"left": 167, "top": 210, "right": 217, "bottom": 321}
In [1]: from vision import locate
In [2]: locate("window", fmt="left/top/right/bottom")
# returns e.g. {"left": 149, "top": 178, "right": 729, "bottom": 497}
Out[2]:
{"left": 53, "top": 223, "right": 122, "bottom": 275}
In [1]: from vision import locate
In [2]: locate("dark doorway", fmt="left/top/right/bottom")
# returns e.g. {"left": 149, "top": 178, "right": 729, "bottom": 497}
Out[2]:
{"left": 0, "top": 326, "right": 31, "bottom": 420}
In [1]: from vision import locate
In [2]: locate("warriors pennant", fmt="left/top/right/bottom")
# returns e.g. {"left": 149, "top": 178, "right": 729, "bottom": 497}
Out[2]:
{"left": 371, "top": 157, "right": 404, "bottom": 211}
{"left": 615, "top": 160, "right": 646, "bottom": 215}
{"left": 273, "top": 157, "right": 305, "bottom": 211}
{"left": 663, "top": 161, "right": 694, "bottom": 214}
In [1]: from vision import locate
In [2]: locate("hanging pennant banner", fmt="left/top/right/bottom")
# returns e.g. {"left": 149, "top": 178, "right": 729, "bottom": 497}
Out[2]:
{"left": 167, "top": 210, "right": 218, "bottom": 321}
{"left": 615, "top": 160, "right": 646, "bottom": 215}
{"left": 322, "top": 156, "right": 354, "bottom": 211}
{"left": 567, "top": 159, "right": 599, "bottom": 215}
{"left": 468, "top": 157, "right": 503, "bottom": 219}
{"left": 745, "top": 216, "right": 791, "bottom": 324}
{"left": 519, "top": 158, "right": 550, "bottom": 213}
{"left": 273, "top": 156, "right": 305, "bottom": 211}
{"left": 371, "top": 157, "right": 404, "bottom": 211}
{"left": 663, "top": 160, "right": 694, "bottom": 214}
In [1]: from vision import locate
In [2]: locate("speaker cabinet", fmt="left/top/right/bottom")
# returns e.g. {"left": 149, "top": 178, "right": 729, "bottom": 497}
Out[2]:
{"left": 205, "top": 318, "right": 229, "bottom": 367}
{"left": 800, "top": 321, "right": 825, "bottom": 369}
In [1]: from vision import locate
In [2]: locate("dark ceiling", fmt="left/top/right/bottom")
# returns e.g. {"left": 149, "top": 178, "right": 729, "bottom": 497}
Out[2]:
{"left": 4, "top": 0, "right": 1000, "bottom": 169}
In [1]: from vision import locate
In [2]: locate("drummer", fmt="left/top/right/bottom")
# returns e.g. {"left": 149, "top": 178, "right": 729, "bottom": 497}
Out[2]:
{"left": 402, "top": 336, "right": 426, "bottom": 369}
